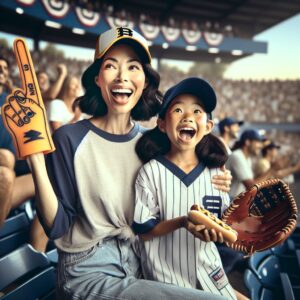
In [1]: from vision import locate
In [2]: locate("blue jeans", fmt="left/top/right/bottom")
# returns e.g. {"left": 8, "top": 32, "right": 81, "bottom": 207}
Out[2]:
{"left": 56, "top": 238, "right": 226, "bottom": 300}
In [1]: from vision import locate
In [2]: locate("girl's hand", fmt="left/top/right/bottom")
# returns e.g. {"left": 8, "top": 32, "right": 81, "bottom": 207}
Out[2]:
{"left": 212, "top": 165, "right": 232, "bottom": 192}
{"left": 184, "top": 217, "right": 224, "bottom": 243}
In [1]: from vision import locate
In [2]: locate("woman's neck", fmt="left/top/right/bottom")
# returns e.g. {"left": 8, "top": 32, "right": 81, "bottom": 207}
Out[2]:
{"left": 62, "top": 95, "right": 75, "bottom": 112}
{"left": 91, "top": 113, "right": 133, "bottom": 135}
{"left": 165, "top": 148, "right": 199, "bottom": 174}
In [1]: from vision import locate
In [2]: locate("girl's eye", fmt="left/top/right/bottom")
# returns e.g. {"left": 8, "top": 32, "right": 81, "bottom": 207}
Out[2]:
{"left": 194, "top": 109, "right": 203, "bottom": 114}
{"left": 174, "top": 108, "right": 182, "bottom": 113}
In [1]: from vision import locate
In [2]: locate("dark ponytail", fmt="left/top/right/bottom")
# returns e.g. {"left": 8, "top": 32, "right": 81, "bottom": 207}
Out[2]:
{"left": 196, "top": 133, "right": 228, "bottom": 168}
{"left": 136, "top": 127, "right": 170, "bottom": 163}
{"left": 136, "top": 128, "right": 228, "bottom": 167}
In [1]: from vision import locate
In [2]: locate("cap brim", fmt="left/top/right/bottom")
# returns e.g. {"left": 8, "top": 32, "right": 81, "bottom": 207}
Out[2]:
{"left": 95, "top": 36, "right": 151, "bottom": 64}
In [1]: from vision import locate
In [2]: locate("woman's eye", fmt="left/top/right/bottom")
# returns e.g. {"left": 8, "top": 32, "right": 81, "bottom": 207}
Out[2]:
{"left": 129, "top": 64, "right": 140, "bottom": 70}
{"left": 104, "top": 63, "right": 115, "bottom": 69}
{"left": 194, "top": 109, "right": 202, "bottom": 114}
{"left": 174, "top": 108, "right": 182, "bottom": 113}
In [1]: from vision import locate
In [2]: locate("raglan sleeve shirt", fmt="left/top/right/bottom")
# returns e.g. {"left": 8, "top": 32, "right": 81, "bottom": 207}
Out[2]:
{"left": 42, "top": 124, "right": 82, "bottom": 240}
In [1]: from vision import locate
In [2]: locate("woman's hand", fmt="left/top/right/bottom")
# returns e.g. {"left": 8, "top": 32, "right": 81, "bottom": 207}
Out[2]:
{"left": 212, "top": 165, "right": 232, "bottom": 192}
{"left": 183, "top": 217, "right": 224, "bottom": 243}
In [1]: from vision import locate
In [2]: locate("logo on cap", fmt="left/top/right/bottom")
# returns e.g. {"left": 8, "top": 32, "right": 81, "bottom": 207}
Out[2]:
{"left": 117, "top": 27, "right": 133, "bottom": 37}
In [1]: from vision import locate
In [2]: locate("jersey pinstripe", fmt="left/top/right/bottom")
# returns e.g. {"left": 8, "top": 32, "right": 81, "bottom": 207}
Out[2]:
{"left": 133, "top": 156, "right": 236, "bottom": 300}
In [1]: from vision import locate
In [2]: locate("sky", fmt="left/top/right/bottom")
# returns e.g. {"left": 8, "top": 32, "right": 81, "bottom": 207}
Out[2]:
{"left": 1, "top": 13, "right": 300, "bottom": 80}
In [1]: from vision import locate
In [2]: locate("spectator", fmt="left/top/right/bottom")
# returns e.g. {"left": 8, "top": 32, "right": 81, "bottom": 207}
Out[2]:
{"left": 47, "top": 75, "right": 82, "bottom": 132}
{"left": 0, "top": 149, "right": 14, "bottom": 226}
{"left": 218, "top": 117, "right": 243, "bottom": 154}
{"left": 227, "top": 129, "right": 276, "bottom": 198}
{"left": 255, "top": 141, "right": 300, "bottom": 179}
{"left": 37, "top": 63, "right": 67, "bottom": 103}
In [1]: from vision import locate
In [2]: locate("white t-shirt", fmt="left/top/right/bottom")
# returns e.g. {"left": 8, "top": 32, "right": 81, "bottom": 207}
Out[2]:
{"left": 226, "top": 148, "right": 253, "bottom": 198}
{"left": 47, "top": 99, "right": 74, "bottom": 125}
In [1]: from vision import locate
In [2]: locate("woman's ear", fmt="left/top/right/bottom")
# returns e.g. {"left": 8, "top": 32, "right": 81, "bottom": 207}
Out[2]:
{"left": 157, "top": 118, "right": 166, "bottom": 133}
{"left": 143, "top": 78, "right": 149, "bottom": 90}
{"left": 95, "top": 76, "right": 100, "bottom": 87}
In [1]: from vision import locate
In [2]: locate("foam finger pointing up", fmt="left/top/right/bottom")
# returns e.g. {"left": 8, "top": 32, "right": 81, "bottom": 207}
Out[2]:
{"left": 13, "top": 38, "right": 43, "bottom": 107}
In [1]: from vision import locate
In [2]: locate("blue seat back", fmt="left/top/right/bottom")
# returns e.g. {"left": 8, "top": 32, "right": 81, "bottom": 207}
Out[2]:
{"left": 0, "top": 244, "right": 50, "bottom": 290}
{"left": 1, "top": 267, "right": 56, "bottom": 300}
{"left": 0, "top": 230, "right": 29, "bottom": 257}
{"left": 0, "top": 212, "right": 30, "bottom": 238}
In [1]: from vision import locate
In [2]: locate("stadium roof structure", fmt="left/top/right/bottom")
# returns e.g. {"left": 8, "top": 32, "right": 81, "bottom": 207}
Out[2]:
{"left": 0, "top": 0, "right": 299, "bottom": 63}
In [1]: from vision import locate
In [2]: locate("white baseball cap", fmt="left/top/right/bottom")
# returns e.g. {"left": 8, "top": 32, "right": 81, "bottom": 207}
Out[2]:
{"left": 94, "top": 27, "right": 152, "bottom": 63}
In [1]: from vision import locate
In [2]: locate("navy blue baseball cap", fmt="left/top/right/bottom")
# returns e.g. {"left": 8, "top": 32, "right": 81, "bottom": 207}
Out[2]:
{"left": 159, "top": 77, "right": 217, "bottom": 119}
{"left": 263, "top": 142, "right": 281, "bottom": 151}
{"left": 240, "top": 129, "right": 264, "bottom": 142}
{"left": 218, "top": 117, "right": 244, "bottom": 132}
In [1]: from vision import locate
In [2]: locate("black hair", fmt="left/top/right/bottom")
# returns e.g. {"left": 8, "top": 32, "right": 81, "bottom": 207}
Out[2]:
{"left": 136, "top": 126, "right": 228, "bottom": 168}
{"left": 262, "top": 146, "right": 276, "bottom": 157}
{"left": 74, "top": 41, "right": 162, "bottom": 121}
{"left": 219, "top": 125, "right": 226, "bottom": 135}
{"left": 231, "top": 140, "right": 244, "bottom": 151}
{"left": 0, "top": 56, "right": 9, "bottom": 68}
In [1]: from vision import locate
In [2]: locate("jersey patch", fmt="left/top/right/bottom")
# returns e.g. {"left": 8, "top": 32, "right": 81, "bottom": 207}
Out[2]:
{"left": 203, "top": 195, "right": 222, "bottom": 218}
{"left": 209, "top": 266, "right": 228, "bottom": 290}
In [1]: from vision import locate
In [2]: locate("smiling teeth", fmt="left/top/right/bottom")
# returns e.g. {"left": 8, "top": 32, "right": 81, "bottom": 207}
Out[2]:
{"left": 111, "top": 88, "right": 132, "bottom": 94}
{"left": 180, "top": 127, "right": 194, "bottom": 131}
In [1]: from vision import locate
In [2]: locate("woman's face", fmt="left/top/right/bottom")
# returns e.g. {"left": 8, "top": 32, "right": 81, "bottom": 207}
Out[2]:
{"left": 37, "top": 72, "right": 49, "bottom": 93}
{"left": 95, "top": 44, "right": 147, "bottom": 115}
{"left": 67, "top": 76, "right": 80, "bottom": 98}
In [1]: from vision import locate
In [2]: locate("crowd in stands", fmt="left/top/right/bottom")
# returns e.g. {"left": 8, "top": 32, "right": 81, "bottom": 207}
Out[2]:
{"left": 2, "top": 41, "right": 299, "bottom": 125}
{"left": 160, "top": 68, "right": 300, "bottom": 123}
{"left": 1, "top": 39, "right": 300, "bottom": 300}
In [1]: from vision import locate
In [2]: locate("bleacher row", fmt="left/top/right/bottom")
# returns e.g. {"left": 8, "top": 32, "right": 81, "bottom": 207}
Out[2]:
{"left": 0, "top": 203, "right": 57, "bottom": 300}
{"left": 1, "top": 203, "right": 300, "bottom": 300}
{"left": 244, "top": 230, "right": 300, "bottom": 300}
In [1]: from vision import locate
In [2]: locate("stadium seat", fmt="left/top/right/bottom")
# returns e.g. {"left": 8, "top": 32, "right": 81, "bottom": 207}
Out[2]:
{"left": 0, "top": 244, "right": 56, "bottom": 299}
{"left": 1, "top": 267, "right": 56, "bottom": 300}
{"left": 0, "top": 212, "right": 30, "bottom": 238}
{"left": 0, "top": 212, "right": 31, "bottom": 257}
{"left": 244, "top": 269, "right": 261, "bottom": 300}
{"left": 244, "top": 269, "right": 284, "bottom": 300}
{"left": 0, "top": 230, "right": 29, "bottom": 257}
{"left": 280, "top": 273, "right": 295, "bottom": 300}
{"left": 46, "top": 248, "right": 58, "bottom": 266}
{"left": 256, "top": 255, "right": 281, "bottom": 288}
{"left": 271, "top": 239, "right": 295, "bottom": 255}
{"left": 248, "top": 250, "right": 273, "bottom": 280}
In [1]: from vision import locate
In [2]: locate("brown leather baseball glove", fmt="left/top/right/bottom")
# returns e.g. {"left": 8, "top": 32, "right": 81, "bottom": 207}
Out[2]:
{"left": 222, "top": 179, "right": 298, "bottom": 256}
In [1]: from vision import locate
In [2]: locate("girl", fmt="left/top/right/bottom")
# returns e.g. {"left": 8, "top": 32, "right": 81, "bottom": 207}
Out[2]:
{"left": 13, "top": 28, "right": 231, "bottom": 299}
{"left": 133, "top": 77, "right": 248, "bottom": 300}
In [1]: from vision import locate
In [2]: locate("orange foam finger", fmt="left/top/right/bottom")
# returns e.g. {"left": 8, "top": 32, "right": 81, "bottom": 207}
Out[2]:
{"left": 1, "top": 38, "right": 55, "bottom": 159}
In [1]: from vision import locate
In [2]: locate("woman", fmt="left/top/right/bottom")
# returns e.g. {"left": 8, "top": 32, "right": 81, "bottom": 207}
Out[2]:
{"left": 47, "top": 75, "right": 81, "bottom": 132}
{"left": 26, "top": 27, "right": 231, "bottom": 299}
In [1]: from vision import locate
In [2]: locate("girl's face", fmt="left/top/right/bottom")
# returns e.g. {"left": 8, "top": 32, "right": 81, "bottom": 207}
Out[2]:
{"left": 158, "top": 94, "right": 213, "bottom": 153}
{"left": 95, "top": 44, "right": 147, "bottom": 116}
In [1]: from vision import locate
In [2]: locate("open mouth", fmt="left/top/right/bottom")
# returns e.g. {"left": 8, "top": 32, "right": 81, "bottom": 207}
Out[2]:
{"left": 178, "top": 127, "right": 196, "bottom": 141}
{"left": 111, "top": 88, "right": 133, "bottom": 104}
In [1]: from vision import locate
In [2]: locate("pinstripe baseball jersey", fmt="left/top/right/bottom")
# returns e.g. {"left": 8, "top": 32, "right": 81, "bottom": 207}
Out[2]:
{"left": 132, "top": 155, "right": 236, "bottom": 299}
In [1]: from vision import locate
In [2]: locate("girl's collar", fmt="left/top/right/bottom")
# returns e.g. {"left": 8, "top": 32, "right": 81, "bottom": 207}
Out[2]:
{"left": 155, "top": 155, "right": 206, "bottom": 187}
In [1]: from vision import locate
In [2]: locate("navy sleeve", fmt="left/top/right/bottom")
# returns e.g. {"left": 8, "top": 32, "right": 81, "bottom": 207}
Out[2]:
{"left": 42, "top": 122, "right": 88, "bottom": 240}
